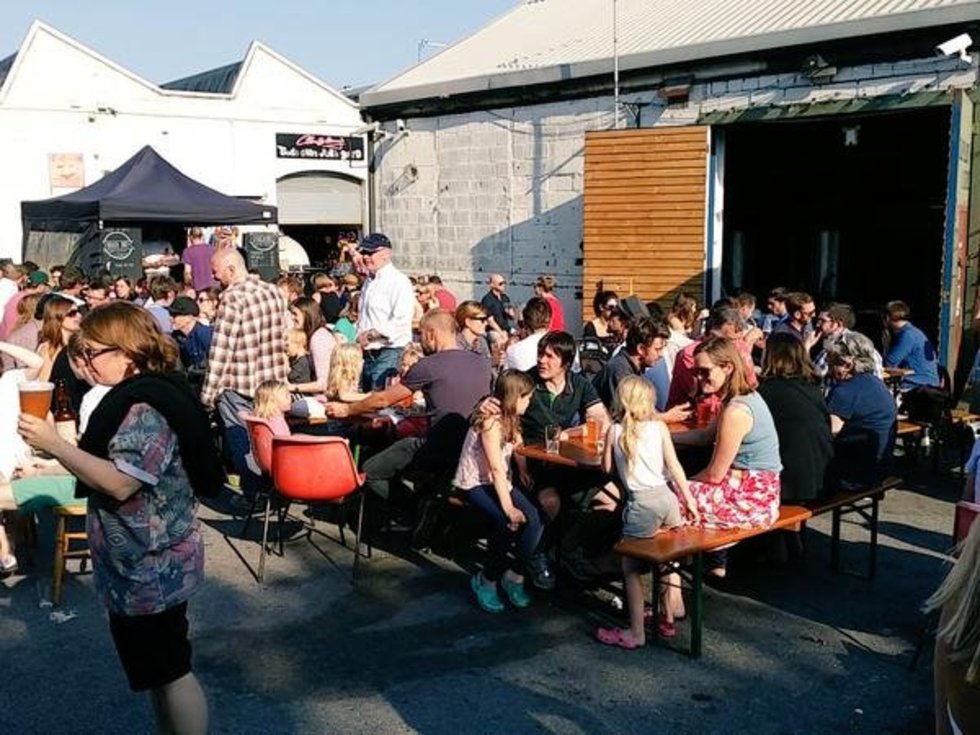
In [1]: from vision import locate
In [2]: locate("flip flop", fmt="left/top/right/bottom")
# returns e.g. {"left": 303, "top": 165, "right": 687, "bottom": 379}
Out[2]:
{"left": 658, "top": 620, "right": 677, "bottom": 639}
{"left": 595, "top": 627, "right": 643, "bottom": 650}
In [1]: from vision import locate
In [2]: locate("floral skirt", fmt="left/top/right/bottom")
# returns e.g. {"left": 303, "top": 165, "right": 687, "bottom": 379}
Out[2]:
{"left": 682, "top": 469, "right": 781, "bottom": 529}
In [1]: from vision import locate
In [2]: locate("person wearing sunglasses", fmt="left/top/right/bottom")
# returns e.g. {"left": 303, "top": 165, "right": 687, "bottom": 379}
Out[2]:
{"left": 455, "top": 301, "right": 491, "bottom": 361}
{"left": 770, "top": 291, "right": 819, "bottom": 351}
{"left": 678, "top": 336, "right": 782, "bottom": 577}
{"left": 18, "top": 302, "right": 219, "bottom": 734}
{"left": 35, "top": 296, "right": 83, "bottom": 385}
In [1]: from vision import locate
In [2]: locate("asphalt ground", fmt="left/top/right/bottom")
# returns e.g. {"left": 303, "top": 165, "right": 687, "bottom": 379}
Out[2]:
{"left": 1, "top": 454, "right": 961, "bottom": 734}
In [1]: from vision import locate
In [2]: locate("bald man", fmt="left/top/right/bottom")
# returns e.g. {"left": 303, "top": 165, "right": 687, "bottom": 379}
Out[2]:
{"left": 481, "top": 273, "right": 515, "bottom": 335}
{"left": 327, "top": 309, "right": 492, "bottom": 502}
{"left": 202, "top": 248, "right": 290, "bottom": 498}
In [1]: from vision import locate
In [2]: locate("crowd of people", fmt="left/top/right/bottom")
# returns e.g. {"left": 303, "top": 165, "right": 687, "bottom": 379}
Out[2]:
{"left": 0, "top": 231, "right": 976, "bottom": 733}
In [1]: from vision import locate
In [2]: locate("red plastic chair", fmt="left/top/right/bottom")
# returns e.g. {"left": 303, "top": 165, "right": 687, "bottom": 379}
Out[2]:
{"left": 954, "top": 500, "right": 979, "bottom": 544}
{"left": 259, "top": 434, "right": 367, "bottom": 582}
{"left": 240, "top": 413, "right": 278, "bottom": 542}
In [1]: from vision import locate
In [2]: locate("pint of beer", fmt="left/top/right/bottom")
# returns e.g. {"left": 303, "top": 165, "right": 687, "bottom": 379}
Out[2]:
{"left": 18, "top": 381, "right": 54, "bottom": 419}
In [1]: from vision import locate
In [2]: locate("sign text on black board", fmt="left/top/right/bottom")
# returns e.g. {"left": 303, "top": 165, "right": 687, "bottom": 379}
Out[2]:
{"left": 275, "top": 133, "right": 364, "bottom": 161}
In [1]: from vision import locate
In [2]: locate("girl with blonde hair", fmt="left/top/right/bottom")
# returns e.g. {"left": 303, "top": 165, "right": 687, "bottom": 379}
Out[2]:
{"left": 327, "top": 343, "right": 369, "bottom": 402}
{"left": 925, "top": 521, "right": 980, "bottom": 734}
{"left": 454, "top": 369, "right": 541, "bottom": 613}
{"left": 596, "top": 375, "right": 698, "bottom": 649}
{"left": 252, "top": 380, "right": 292, "bottom": 437}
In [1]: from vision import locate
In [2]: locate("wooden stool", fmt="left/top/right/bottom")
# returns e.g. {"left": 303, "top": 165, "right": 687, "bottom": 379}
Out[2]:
{"left": 52, "top": 505, "right": 90, "bottom": 606}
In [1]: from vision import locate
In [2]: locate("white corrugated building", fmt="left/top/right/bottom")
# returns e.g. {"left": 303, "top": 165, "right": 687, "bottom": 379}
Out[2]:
{"left": 360, "top": 0, "right": 980, "bottom": 377}
{"left": 1, "top": 21, "right": 367, "bottom": 268}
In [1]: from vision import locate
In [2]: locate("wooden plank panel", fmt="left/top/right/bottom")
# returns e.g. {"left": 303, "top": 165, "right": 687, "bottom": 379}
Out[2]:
{"left": 582, "top": 126, "right": 708, "bottom": 320}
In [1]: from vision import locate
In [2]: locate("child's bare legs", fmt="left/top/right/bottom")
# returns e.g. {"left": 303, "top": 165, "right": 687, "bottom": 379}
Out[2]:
{"left": 623, "top": 556, "right": 647, "bottom": 644}
{"left": 661, "top": 571, "right": 684, "bottom": 622}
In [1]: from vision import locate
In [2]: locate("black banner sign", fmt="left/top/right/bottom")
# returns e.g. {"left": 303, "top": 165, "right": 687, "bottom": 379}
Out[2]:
{"left": 99, "top": 228, "right": 143, "bottom": 280}
{"left": 275, "top": 133, "right": 364, "bottom": 161}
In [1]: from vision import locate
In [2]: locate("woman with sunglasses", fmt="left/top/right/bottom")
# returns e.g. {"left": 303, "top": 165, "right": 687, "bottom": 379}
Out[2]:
{"left": 582, "top": 290, "right": 620, "bottom": 350}
{"left": 680, "top": 336, "right": 782, "bottom": 575}
{"left": 36, "top": 296, "right": 83, "bottom": 383}
{"left": 18, "top": 301, "right": 219, "bottom": 734}
{"left": 455, "top": 301, "right": 492, "bottom": 361}
{"left": 194, "top": 287, "right": 220, "bottom": 326}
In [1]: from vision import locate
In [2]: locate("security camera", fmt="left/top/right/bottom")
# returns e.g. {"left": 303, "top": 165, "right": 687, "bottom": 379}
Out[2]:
{"left": 936, "top": 32, "right": 973, "bottom": 62}
{"left": 352, "top": 121, "right": 380, "bottom": 136}
{"left": 395, "top": 118, "right": 407, "bottom": 133}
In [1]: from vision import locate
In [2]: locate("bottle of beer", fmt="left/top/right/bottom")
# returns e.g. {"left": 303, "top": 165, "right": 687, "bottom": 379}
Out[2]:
{"left": 53, "top": 379, "right": 78, "bottom": 445}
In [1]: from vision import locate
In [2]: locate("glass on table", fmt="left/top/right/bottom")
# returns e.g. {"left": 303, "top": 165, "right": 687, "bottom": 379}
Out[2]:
{"left": 585, "top": 417, "right": 600, "bottom": 444}
{"left": 545, "top": 424, "right": 561, "bottom": 454}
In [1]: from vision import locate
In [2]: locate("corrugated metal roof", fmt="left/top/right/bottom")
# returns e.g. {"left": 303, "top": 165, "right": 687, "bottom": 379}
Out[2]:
{"left": 0, "top": 53, "right": 17, "bottom": 90}
{"left": 362, "top": 0, "right": 980, "bottom": 108}
{"left": 161, "top": 61, "right": 242, "bottom": 94}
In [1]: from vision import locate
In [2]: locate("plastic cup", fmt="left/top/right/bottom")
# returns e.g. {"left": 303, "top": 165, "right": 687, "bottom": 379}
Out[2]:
{"left": 19, "top": 381, "right": 54, "bottom": 419}
{"left": 545, "top": 424, "right": 561, "bottom": 454}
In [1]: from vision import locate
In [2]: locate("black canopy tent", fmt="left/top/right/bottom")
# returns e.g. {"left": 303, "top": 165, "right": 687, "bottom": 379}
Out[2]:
{"left": 21, "top": 145, "right": 277, "bottom": 272}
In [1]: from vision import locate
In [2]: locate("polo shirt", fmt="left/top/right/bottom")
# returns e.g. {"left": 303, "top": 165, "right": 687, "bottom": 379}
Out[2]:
{"left": 522, "top": 367, "right": 602, "bottom": 446}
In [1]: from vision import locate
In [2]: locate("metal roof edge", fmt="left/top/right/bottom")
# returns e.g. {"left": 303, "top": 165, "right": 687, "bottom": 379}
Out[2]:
{"left": 361, "top": 3, "right": 980, "bottom": 111}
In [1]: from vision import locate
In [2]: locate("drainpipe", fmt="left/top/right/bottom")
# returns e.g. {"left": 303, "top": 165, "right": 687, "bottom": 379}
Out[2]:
{"left": 366, "top": 121, "right": 377, "bottom": 233}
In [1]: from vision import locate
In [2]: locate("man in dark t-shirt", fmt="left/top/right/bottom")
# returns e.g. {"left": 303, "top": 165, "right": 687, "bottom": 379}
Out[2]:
{"left": 326, "top": 310, "right": 492, "bottom": 499}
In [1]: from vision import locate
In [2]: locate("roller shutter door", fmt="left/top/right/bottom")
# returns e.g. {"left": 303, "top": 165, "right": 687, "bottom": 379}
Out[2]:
{"left": 276, "top": 173, "right": 363, "bottom": 225}
{"left": 582, "top": 127, "right": 710, "bottom": 318}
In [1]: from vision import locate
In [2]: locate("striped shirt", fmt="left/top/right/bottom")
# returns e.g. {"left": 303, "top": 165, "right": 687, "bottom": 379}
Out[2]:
{"left": 201, "top": 275, "right": 290, "bottom": 407}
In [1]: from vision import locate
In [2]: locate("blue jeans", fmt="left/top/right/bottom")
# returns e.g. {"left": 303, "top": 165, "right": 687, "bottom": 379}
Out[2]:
{"left": 464, "top": 484, "right": 543, "bottom": 582}
{"left": 216, "top": 390, "right": 261, "bottom": 499}
{"left": 361, "top": 347, "right": 404, "bottom": 391}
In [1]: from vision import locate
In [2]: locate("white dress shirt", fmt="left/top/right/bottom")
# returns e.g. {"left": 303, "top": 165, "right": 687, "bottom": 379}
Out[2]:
{"left": 356, "top": 262, "right": 415, "bottom": 349}
{"left": 504, "top": 331, "right": 545, "bottom": 371}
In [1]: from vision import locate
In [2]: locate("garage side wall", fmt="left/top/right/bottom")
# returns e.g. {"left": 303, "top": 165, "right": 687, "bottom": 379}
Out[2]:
{"left": 373, "top": 54, "right": 977, "bottom": 331}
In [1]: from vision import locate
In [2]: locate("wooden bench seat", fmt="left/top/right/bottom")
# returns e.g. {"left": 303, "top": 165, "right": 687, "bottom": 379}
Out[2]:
{"left": 613, "top": 505, "right": 812, "bottom": 658}
{"left": 614, "top": 505, "right": 812, "bottom": 565}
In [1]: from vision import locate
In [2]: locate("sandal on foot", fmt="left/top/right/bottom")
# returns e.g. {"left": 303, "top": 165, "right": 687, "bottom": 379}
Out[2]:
{"left": 0, "top": 554, "right": 18, "bottom": 574}
{"left": 657, "top": 619, "right": 677, "bottom": 638}
{"left": 595, "top": 627, "right": 643, "bottom": 650}
{"left": 644, "top": 605, "right": 686, "bottom": 622}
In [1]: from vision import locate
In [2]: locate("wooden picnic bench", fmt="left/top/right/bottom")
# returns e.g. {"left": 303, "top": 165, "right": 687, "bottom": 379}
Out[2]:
{"left": 614, "top": 476, "right": 903, "bottom": 658}
{"left": 615, "top": 505, "right": 812, "bottom": 658}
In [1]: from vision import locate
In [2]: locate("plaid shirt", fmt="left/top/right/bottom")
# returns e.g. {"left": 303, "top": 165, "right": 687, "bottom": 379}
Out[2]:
{"left": 201, "top": 275, "right": 290, "bottom": 408}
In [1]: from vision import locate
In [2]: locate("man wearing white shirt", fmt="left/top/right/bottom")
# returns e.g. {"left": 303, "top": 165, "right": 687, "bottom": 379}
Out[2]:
{"left": 504, "top": 297, "right": 552, "bottom": 371}
{"left": 0, "top": 262, "right": 22, "bottom": 317}
{"left": 356, "top": 233, "right": 416, "bottom": 389}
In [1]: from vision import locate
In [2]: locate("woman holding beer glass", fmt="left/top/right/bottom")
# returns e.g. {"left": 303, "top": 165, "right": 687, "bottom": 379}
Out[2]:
{"left": 18, "top": 302, "right": 219, "bottom": 734}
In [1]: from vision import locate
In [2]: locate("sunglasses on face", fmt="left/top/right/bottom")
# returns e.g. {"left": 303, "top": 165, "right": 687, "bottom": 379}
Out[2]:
{"left": 694, "top": 366, "right": 714, "bottom": 378}
{"left": 469, "top": 315, "right": 489, "bottom": 322}
{"left": 64, "top": 309, "right": 81, "bottom": 318}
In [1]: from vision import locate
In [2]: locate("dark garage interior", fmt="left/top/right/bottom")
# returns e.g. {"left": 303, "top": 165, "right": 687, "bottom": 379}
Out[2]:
{"left": 721, "top": 107, "right": 951, "bottom": 347}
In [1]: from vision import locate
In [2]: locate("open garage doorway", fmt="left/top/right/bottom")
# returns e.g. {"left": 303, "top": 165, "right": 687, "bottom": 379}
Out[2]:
{"left": 720, "top": 107, "right": 950, "bottom": 347}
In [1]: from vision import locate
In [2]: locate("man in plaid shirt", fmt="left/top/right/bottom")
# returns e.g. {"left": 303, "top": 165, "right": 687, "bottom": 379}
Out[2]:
{"left": 202, "top": 248, "right": 290, "bottom": 496}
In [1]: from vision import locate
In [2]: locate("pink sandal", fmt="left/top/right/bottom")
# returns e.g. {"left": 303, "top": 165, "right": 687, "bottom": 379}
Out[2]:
{"left": 595, "top": 627, "right": 644, "bottom": 650}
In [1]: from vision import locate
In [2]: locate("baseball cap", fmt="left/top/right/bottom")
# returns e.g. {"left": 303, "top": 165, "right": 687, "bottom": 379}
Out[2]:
{"left": 28, "top": 270, "right": 49, "bottom": 286}
{"left": 167, "top": 296, "right": 199, "bottom": 317}
{"left": 358, "top": 233, "right": 392, "bottom": 254}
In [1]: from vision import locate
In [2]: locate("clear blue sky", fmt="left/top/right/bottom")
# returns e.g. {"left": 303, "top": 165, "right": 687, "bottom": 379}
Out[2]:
{"left": 0, "top": 0, "right": 517, "bottom": 90}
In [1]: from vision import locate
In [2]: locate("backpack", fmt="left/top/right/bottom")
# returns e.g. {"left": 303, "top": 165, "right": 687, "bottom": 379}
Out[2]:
{"left": 578, "top": 337, "right": 609, "bottom": 378}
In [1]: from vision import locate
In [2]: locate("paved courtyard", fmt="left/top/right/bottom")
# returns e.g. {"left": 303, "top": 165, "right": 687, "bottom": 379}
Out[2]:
{"left": 1, "top": 459, "right": 960, "bottom": 734}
